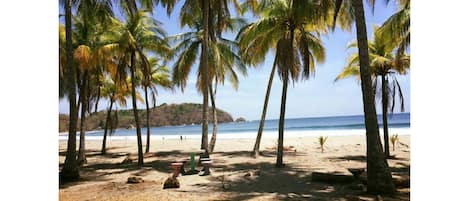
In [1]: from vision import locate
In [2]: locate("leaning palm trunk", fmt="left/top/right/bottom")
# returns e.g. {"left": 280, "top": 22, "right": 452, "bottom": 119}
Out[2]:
{"left": 276, "top": 72, "right": 288, "bottom": 168}
{"left": 208, "top": 84, "right": 218, "bottom": 153}
{"left": 200, "top": 0, "right": 210, "bottom": 152}
{"left": 130, "top": 51, "right": 144, "bottom": 166}
{"left": 381, "top": 75, "right": 390, "bottom": 158}
{"left": 351, "top": 0, "right": 395, "bottom": 194}
{"left": 144, "top": 85, "right": 151, "bottom": 153}
{"left": 61, "top": 0, "right": 80, "bottom": 181}
{"left": 101, "top": 94, "right": 114, "bottom": 155}
{"left": 253, "top": 63, "right": 276, "bottom": 158}
{"left": 78, "top": 71, "right": 88, "bottom": 165}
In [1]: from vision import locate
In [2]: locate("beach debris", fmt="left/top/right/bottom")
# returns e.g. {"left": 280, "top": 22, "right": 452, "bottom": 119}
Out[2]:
{"left": 318, "top": 136, "right": 328, "bottom": 153}
{"left": 127, "top": 176, "right": 144, "bottom": 184}
{"left": 311, "top": 172, "right": 355, "bottom": 184}
{"left": 390, "top": 134, "right": 399, "bottom": 151}
{"left": 163, "top": 177, "right": 180, "bottom": 189}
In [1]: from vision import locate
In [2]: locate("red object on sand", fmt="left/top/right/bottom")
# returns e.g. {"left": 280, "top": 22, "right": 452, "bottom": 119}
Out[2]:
{"left": 171, "top": 162, "right": 183, "bottom": 178}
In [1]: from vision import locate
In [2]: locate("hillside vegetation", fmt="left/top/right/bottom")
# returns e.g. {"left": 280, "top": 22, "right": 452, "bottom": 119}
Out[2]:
{"left": 59, "top": 103, "right": 234, "bottom": 132}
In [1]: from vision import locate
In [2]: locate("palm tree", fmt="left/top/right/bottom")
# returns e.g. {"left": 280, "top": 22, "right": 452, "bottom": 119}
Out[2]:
{"left": 60, "top": 0, "right": 80, "bottom": 181}
{"left": 200, "top": 0, "right": 211, "bottom": 152}
{"left": 178, "top": 0, "right": 231, "bottom": 152}
{"left": 238, "top": 0, "right": 328, "bottom": 167}
{"left": 101, "top": 77, "right": 144, "bottom": 154}
{"left": 335, "top": 26, "right": 410, "bottom": 158}
{"left": 142, "top": 57, "right": 172, "bottom": 153}
{"left": 71, "top": 0, "right": 114, "bottom": 163}
{"left": 172, "top": 2, "right": 247, "bottom": 153}
{"left": 114, "top": 9, "right": 169, "bottom": 166}
{"left": 333, "top": 0, "right": 396, "bottom": 194}
{"left": 378, "top": 0, "right": 410, "bottom": 55}
{"left": 241, "top": 0, "right": 339, "bottom": 158}
{"left": 116, "top": 0, "right": 175, "bottom": 155}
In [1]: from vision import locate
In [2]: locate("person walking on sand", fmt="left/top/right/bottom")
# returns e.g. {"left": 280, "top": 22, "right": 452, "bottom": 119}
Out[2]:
{"left": 180, "top": 135, "right": 183, "bottom": 141}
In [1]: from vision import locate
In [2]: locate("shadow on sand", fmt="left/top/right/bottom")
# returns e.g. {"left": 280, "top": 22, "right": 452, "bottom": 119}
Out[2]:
{"left": 59, "top": 150, "right": 409, "bottom": 200}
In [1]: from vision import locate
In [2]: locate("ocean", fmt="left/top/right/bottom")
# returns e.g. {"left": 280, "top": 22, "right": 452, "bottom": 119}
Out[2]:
{"left": 59, "top": 113, "right": 410, "bottom": 140}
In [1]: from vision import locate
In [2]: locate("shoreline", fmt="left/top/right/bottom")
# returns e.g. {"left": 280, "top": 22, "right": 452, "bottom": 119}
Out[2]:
{"left": 58, "top": 127, "right": 410, "bottom": 141}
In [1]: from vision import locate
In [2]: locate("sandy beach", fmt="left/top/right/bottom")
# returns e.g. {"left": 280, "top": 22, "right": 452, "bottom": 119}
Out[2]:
{"left": 59, "top": 134, "right": 410, "bottom": 201}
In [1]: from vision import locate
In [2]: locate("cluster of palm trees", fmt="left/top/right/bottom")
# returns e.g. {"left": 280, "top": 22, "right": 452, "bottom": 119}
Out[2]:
{"left": 60, "top": 0, "right": 410, "bottom": 195}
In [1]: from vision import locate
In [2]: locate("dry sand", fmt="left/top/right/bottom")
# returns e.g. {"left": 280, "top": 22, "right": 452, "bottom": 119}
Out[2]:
{"left": 59, "top": 135, "right": 410, "bottom": 201}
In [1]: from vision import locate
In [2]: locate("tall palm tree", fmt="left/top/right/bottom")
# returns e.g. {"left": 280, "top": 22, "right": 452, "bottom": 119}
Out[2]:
{"left": 114, "top": 9, "right": 169, "bottom": 166}
{"left": 172, "top": 2, "right": 247, "bottom": 153}
{"left": 71, "top": 0, "right": 114, "bottom": 163}
{"left": 200, "top": 0, "right": 211, "bottom": 152}
{"left": 333, "top": 0, "right": 396, "bottom": 194}
{"left": 142, "top": 57, "right": 172, "bottom": 153}
{"left": 238, "top": 0, "right": 329, "bottom": 167}
{"left": 60, "top": 0, "right": 80, "bottom": 181}
{"left": 242, "top": 0, "right": 344, "bottom": 158}
{"left": 117, "top": 0, "right": 175, "bottom": 154}
{"left": 335, "top": 26, "right": 410, "bottom": 158}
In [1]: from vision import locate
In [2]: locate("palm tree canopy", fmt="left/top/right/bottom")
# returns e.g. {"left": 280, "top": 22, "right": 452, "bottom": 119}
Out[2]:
{"left": 170, "top": 9, "right": 247, "bottom": 92}
{"left": 237, "top": 0, "right": 333, "bottom": 82}
{"left": 378, "top": 0, "right": 410, "bottom": 54}
{"left": 335, "top": 26, "right": 410, "bottom": 112}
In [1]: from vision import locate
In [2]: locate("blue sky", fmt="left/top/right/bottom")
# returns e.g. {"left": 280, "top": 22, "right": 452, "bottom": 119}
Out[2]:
{"left": 59, "top": 1, "right": 410, "bottom": 121}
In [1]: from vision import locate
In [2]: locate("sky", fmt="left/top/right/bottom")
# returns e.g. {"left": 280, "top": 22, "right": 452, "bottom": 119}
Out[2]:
{"left": 59, "top": 1, "right": 410, "bottom": 121}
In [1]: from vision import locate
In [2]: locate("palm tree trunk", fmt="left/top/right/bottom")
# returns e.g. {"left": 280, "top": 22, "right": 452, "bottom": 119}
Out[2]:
{"left": 276, "top": 73, "right": 288, "bottom": 168}
{"left": 208, "top": 84, "right": 218, "bottom": 153}
{"left": 144, "top": 85, "right": 151, "bottom": 153}
{"left": 101, "top": 94, "right": 114, "bottom": 155}
{"left": 76, "top": 71, "right": 83, "bottom": 114}
{"left": 130, "top": 50, "right": 144, "bottom": 167}
{"left": 61, "top": 0, "right": 80, "bottom": 181}
{"left": 94, "top": 75, "right": 101, "bottom": 113}
{"left": 78, "top": 71, "right": 88, "bottom": 165}
{"left": 276, "top": 26, "right": 294, "bottom": 168}
{"left": 381, "top": 75, "right": 390, "bottom": 158}
{"left": 200, "top": 0, "right": 210, "bottom": 152}
{"left": 351, "top": 0, "right": 395, "bottom": 194}
{"left": 253, "top": 63, "right": 276, "bottom": 157}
